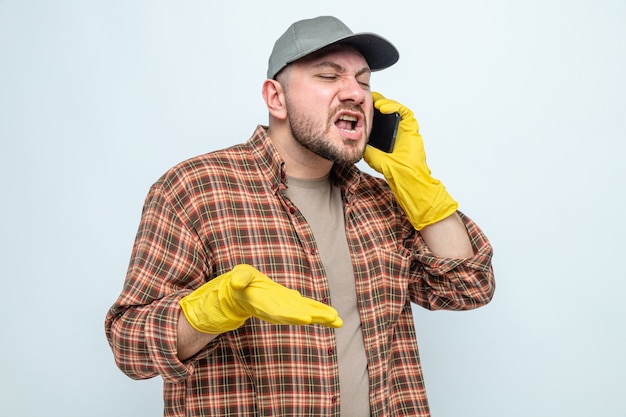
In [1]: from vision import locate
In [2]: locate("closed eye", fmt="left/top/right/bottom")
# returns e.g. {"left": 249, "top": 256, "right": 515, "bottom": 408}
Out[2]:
{"left": 318, "top": 74, "right": 340, "bottom": 81}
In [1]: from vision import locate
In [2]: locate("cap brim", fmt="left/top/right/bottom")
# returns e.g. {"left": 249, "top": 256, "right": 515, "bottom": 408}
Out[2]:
{"left": 267, "top": 22, "right": 400, "bottom": 79}
{"left": 334, "top": 32, "right": 399, "bottom": 71}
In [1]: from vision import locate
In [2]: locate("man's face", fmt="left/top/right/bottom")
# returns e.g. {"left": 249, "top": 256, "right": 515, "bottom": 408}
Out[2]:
{"left": 281, "top": 46, "right": 373, "bottom": 165}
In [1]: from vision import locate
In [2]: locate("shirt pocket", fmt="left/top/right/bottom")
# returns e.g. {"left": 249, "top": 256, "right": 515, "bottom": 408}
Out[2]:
{"left": 361, "top": 245, "right": 414, "bottom": 327}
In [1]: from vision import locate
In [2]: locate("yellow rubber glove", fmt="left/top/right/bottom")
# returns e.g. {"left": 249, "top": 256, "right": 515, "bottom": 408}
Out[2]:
{"left": 180, "top": 264, "right": 343, "bottom": 334}
{"left": 364, "top": 92, "right": 458, "bottom": 230}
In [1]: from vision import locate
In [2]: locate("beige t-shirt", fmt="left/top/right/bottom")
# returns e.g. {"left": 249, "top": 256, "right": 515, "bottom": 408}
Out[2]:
{"left": 286, "top": 175, "right": 370, "bottom": 417}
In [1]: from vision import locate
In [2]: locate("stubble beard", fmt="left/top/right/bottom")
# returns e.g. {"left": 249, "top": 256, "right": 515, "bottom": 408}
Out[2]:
{"left": 286, "top": 100, "right": 366, "bottom": 165}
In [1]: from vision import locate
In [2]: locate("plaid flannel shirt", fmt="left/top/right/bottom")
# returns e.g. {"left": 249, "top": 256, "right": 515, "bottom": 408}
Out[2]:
{"left": 105, "top": 125, "right": 495, "bottom": 416}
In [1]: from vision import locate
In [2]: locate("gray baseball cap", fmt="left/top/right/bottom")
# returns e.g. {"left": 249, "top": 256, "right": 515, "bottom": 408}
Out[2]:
{"left": 267, "top": 16, "right": 399, "bottom": 79}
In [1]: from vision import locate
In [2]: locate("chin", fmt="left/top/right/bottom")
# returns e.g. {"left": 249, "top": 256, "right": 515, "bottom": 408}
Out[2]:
{"left": 335, "top": 147, "right": 365, "bottom": 165}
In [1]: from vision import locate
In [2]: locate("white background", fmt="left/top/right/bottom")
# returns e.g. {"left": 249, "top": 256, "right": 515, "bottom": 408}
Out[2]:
{"left": 1, "top": 1, "right": 625, "bottom": 416}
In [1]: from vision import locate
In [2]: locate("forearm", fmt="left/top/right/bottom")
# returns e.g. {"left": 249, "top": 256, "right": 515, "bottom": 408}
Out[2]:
{"left": 419, "top": 211, "right": 473, "bottom": 258}
{"left": 410, "top": 211, "right": 495, "bottom": 310}
{"left": 176, "top": 310, "right": 219, "bottom": 361}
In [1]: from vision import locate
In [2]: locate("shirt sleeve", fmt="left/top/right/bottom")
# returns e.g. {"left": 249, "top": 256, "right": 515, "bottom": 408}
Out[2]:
{"left": 104, "top": 178, "right": 210, "bottom": 383}
{"left": 408, "top": 211, "right": 495, "bottom": 310}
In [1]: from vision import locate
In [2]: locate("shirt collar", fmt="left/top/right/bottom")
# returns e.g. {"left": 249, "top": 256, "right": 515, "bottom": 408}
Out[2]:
{"left": 247, "top": 125, "right": 362, "bottom": 197}
{"left": 247, "top": 125, "right": 287, "bottom": 194}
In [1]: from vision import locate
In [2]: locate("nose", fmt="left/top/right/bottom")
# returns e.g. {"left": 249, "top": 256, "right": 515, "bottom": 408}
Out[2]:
{"left": 338, "top": 77, "right": 366, "bottom": 105}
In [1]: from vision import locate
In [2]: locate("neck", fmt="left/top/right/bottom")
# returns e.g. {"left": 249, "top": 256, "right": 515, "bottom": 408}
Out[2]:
{"left": 267, "top": 126, "right": 333, "bottom": 180}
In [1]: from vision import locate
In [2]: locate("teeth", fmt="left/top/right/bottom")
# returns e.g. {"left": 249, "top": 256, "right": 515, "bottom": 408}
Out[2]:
{"left": 339, "top": 115, "right": 357, "bottom": 122}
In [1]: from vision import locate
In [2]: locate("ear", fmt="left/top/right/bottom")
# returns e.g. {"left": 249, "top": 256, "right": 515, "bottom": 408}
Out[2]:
{"left": 262, "top": 79, "right": 288, "bottom": 120}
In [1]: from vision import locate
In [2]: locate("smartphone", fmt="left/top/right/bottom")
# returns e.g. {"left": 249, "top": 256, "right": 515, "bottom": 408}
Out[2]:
{"left": 368, "top": 108, "right": 400, "bottom": 153}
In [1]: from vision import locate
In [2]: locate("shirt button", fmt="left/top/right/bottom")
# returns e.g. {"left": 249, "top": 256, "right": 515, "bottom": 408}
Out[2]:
{"left": 327, "top": 347, "right": 334, "bottom": 355}
{"left": 321, "top": 297, "right": 328, "bottom": 304}
{"left": 310, "top": 248, "right": 317, "bottom": 255}
{"left": 331, "top": 395, "right": 338, "bottom": 403}
{"left": 289, "top": 207, "right": 296, "bottom": 214}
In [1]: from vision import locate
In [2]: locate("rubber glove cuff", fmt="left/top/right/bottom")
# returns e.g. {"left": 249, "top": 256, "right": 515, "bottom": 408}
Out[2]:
{"left": 364, "top": 92, "right": 458, "bottom": 230}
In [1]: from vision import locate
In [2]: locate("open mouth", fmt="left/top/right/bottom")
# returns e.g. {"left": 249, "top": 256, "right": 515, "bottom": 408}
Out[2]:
{"left": 335, "top": 114, "right": 359, "bottom": 133}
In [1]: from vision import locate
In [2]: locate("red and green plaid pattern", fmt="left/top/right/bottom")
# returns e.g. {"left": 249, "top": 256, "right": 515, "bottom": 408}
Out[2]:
{"left": 105, "top": 126, "right": 495, "bottom": 416}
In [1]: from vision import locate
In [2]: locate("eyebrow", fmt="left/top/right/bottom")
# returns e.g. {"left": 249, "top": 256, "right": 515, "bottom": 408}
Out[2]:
{"left": 311, "top": 61, "right": 371, "bottom": 77}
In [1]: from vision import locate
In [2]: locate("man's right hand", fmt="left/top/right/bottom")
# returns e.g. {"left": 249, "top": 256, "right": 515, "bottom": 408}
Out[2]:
{"left": 179, "top": 264, "right": 343, "bottom": 334}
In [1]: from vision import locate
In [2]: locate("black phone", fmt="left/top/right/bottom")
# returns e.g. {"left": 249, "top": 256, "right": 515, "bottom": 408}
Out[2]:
{"left": 368, "top": 108, "right": 400, "bottom": 153}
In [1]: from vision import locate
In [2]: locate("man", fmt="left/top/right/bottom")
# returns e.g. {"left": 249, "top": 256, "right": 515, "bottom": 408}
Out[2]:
{"left": 105, "top": 16, "right": 495, "bottom": 417}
